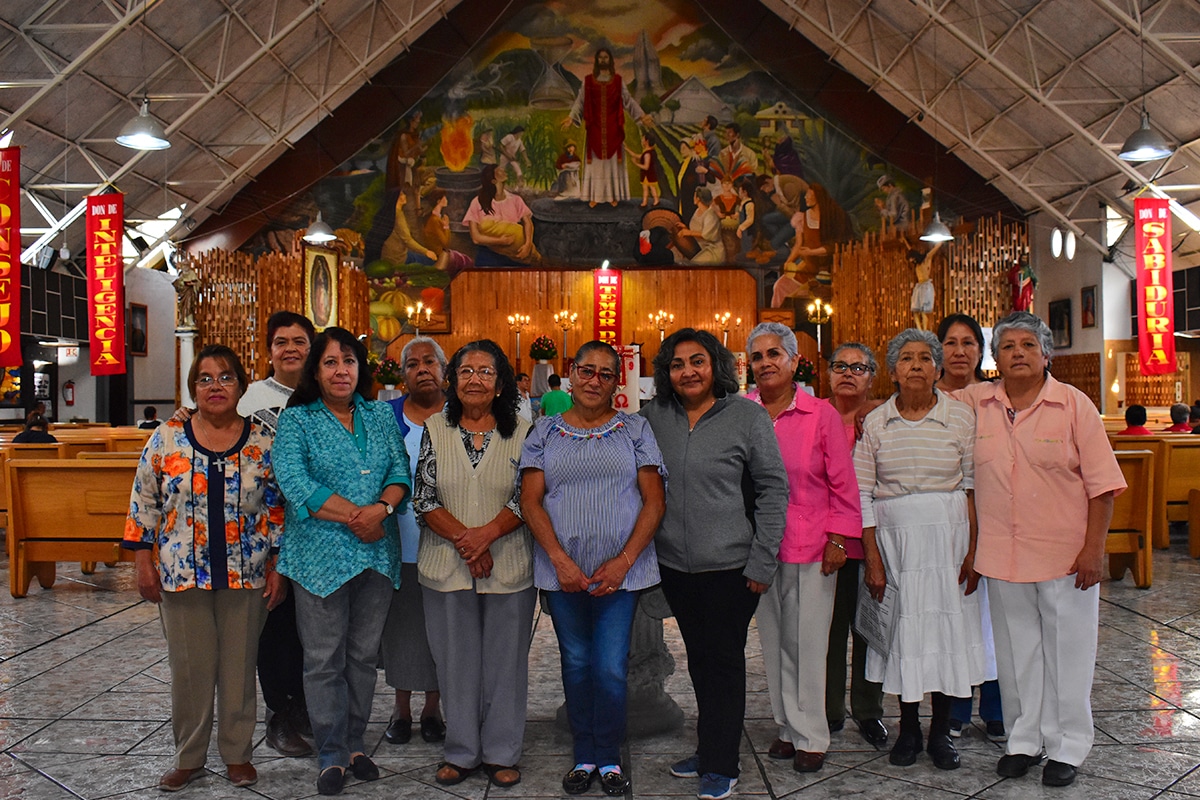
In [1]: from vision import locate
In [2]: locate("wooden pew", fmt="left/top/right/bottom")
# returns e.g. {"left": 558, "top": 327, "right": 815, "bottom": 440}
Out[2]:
{"left": 1111, "top": 436, "right": 1170, "bottom": 548}
{"left": 1108, "top": 450, "right": 1154, "bottom": 588}
{"left": 6, "top": 459, "right": 137, "bottom": 598}
{"left": 77, "top": 450, "right": 141, "bottom": 460}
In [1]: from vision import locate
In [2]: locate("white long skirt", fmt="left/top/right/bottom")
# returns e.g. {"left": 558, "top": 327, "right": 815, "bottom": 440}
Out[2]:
{"left": 865, "top": 491, "right": 987, "bottom": 702}
{"left": 581, "top": 154, "right": 630, "bottom": 204}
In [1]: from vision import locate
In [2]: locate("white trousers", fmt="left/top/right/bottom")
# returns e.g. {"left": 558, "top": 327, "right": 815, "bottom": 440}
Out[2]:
{"left": 758, "top": 561, "right": 835, "bottom": 753}
{"left": 988, "top": 575, "right": 1098, "bottom": 766}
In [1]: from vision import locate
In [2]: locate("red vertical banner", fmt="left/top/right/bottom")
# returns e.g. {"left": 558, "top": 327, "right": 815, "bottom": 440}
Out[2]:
{"left": 593, "top": 267, "right": 621, "bottom": 346}
{"left": 86, "top": 194, "right": 127, "bottom": 375}
{"left": 0, "top": 148, "right": 21, "bottom": 367}
{"left": 1134, "top": 197, "right": 1176, "bottom": 375}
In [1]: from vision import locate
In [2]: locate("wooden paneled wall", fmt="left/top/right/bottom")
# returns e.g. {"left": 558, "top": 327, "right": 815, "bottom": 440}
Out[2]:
{"left": 383, "top": 268, "right": 759, "bottom": 369}
{"left": 1050, "top": 352, "right": 1102, "bottom": 409}
{"left": 832, "top": 214, "right": 1023, "bottom": 398}
{"left": 191, "top": 250, "right": 369, "bottom": 381}
{"left": 1125, "top": 352, "right": 1191, "bottom": 407}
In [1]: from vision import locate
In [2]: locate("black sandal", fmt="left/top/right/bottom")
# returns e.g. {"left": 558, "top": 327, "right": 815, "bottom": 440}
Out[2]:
{"left": 434, "top": 762, "right": 476, "bottom": 786}
{"left": 485, "top": 764, "right": 522, "bottom": 788}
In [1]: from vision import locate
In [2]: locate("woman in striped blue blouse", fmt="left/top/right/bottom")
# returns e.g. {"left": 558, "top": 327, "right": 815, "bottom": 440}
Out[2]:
{"left": 520, "top": 341, "right": 666, "bottom": 797}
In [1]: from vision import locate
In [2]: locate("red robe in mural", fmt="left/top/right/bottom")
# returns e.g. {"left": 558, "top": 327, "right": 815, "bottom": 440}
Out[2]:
{"left": 568, "top": 72, "right": 646, "bottom": 204}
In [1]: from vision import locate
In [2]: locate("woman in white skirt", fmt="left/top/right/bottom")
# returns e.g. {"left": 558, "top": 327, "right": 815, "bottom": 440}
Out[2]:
{"left": 855, "top": 328, "right": 986, "bottom": 771}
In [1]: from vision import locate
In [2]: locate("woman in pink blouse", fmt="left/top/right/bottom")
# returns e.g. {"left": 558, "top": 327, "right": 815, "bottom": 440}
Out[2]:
{"left": 746, "top": 323, "right": 862, "bottom": 774}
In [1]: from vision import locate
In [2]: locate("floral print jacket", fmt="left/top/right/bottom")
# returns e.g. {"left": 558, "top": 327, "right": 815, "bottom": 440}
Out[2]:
{"left": 123, "top": 419, "right": 284, "bottom": 592}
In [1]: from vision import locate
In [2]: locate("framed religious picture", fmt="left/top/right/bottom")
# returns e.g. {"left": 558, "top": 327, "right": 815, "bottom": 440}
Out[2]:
{"left": 129, "top": 303, "right": 148, "bottom": 356}
{"left": 1048, "top": 298, "right": 1072, "bottom": 349}
{"left": 1080, "top": 285, "right": 1097, "bottom": 329}
{"left": 303, "top": 245, "right": 339, "bottom": 330}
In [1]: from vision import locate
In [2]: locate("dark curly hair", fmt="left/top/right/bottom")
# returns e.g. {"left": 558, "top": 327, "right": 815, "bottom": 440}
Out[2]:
{"left": 651, "top": 328, "right": 739, "bottom": 404}
{"left": 444, "top": 339, "right": 521, "bottom": 438}
{"left": 287, "top": 327, "right": 373, "bottom": 407}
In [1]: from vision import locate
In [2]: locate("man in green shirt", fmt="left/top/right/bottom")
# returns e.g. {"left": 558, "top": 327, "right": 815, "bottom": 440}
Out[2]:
{"left": 539, "top": 373, "right": 573, "bottom": 416}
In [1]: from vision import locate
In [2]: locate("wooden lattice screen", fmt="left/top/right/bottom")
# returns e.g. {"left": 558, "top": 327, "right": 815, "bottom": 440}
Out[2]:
{"left": 189, "top": 249, "right": 369, "bottom": 382}
{"left": 1125, "top": 352, "right": 1190, "bottom": 407}
{"left": 831, "top": 214, "right": 1024, "bottom": 398}
{"left": 1049, "top": 352, "right": 1102, "bottom": 409}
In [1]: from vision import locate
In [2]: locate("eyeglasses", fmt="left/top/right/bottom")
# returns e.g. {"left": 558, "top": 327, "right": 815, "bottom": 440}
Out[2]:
{"left": 196, "top": 374, "right": 238, "bottom": 389}
{"left": 457, "top": 366, "right": 497, "bottom": 381}
{"left": 573, "top": 364, "right": 618, "bottom": 384}
{"left": 830, "top": 361, "right": 872, "bottom": 375}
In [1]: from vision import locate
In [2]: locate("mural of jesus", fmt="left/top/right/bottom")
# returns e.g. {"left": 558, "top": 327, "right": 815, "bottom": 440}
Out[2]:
{"left": 561, "top": 47, "right": 654, "bottom": 208}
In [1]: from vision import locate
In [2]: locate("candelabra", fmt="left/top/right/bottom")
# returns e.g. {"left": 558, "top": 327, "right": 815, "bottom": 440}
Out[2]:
{"left": 806, "top": 300, "right": 833, "bottom": 393}
{"left": 714, "top": 312, "right": 742, "bottom": 348}
{"left": 508, "top": 313, "right": 530, "bottom": 370}
{"left": 553, "top": 310, "right": 577, "bottom": 371}
{"left": 406, "top": 302, "right": 433, "bottom": 336}
{"left": 649, "top": 309, "right": 674, "bottom": 342}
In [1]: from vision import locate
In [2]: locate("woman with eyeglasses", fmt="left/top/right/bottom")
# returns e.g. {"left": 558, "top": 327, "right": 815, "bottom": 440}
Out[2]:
{"left": 124, "top": 345, "right": 286, "bottom": 792}
{"left": 641, "top": 328, "right": 788, "bottom": 800}
{"left": 273, "top": 328, "right": 411, "bottom": 796}
{"left": 413, "top": 340, "right": 534, "bottom": 790}
{"left": 746, "top": 323, "right": 860, "bottom": 775}
{"left": 823, "top": 344, "right": 890, "bottom": 748}
{"left": 520, "top": 342, "right": 666, "bottom": 796}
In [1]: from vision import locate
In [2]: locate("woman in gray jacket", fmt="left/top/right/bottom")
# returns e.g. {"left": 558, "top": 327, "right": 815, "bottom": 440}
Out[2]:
{"left": 641, "top": 328, "right": 788, "bottom": 800}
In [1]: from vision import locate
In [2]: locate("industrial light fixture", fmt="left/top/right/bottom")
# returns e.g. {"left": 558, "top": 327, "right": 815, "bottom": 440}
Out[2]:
{"left": 920, "top": 212, "right": 954, "bottom": 243}
{"left": 0, "top": 130, "right": 12, "bottom": 148}
{"left": 1118, "top": 13, "right": 1173, "bottom": 162}
{"left": 302, "top": 210, "right": 336, "bottom": 244}
{"left": 116, "top": 99, "right": 171, "bottom": 150}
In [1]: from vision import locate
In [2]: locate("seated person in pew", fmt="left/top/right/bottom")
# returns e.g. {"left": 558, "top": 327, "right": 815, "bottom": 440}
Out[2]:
{"left": 13, "top": 414, "right": 57, "bottom": 444}
{"left": 1165, "top": 403, "right": 1192, "bottom": 433}
{"left": 1117, "top": 405, "right": 1153, "bottom": 436}
{"left": 137, "top": 406, "right": 162, "bottom": 430}
{"left": 1190, "top": 405, "right": 1200, "bottom": 434}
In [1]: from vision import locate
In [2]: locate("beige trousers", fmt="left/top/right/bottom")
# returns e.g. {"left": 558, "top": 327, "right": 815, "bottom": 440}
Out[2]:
{"left": 159, "top": 588, "right": 269, "bottom": 768}
{"left": 758, "top": 561, "right": 836, "bottom": 753}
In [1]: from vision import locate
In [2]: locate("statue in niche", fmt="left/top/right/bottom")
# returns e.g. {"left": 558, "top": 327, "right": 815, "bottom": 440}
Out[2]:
{"left": 174, "top": 263, "right": 200, "bottom": 330}
{"left": 1008, "top": 258, "right": 1037, "bottom": 312}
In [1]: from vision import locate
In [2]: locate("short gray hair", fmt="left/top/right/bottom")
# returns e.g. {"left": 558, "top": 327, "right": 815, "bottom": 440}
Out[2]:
{"left": 990, "top": 311, "right": 1053, "bottom": 366}
{"left": 1171, "top": 403, "right": 1190, "bottom": 425}
{"left": 830, "top": 342, "right": 877, "bottom": 375}
{"left": 400, "top": 336, "right": 448, "bottom": 372}
{"left": 886, "top": 329, "right": 943, "bottom": 374}
{"left": 746, "top": 322, "right": 798, "bottom": 359}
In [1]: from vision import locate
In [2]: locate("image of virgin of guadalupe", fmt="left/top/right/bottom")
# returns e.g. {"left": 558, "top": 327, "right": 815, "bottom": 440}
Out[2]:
{"left": 311, "top": 256, "right": 332, "bottom": 328}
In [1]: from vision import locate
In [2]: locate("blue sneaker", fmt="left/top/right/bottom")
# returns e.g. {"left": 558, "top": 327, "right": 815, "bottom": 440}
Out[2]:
{"left": 697, "top": 773, "right": 737, "bottom": 800}
{"left": 670, "top": 754, "right": 700, "bottom": 778}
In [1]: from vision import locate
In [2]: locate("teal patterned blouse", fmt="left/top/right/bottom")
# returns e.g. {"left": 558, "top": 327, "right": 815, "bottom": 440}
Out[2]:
{"left": 273, "top": 393, "right": 411, "bottom": 598}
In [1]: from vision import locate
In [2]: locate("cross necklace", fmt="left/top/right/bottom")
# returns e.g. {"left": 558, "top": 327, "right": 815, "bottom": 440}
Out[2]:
{"left": 196, "top": 415, "right": 241, "bottom": 471}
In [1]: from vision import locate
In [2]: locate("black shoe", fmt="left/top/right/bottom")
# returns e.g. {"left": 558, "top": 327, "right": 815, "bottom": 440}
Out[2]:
{"left": 350, "top": 755, "right": 379, "bottom": 781}
{"left": 600, "top": 768, "right": 630, "bottom": 796}
{"left": 927, "top": 733, "right": 960, "bottom": 770}
{"left": 562, "top": 767, "right": 596, "bottom": 795}
{"left": 889, "top": 728, "right": 922, "bottom": 766}
{"left": 997, "top": 752, "right": 1042, "bottom": 778}
{"left": 384, "top": 717, "right": 412, "bottom": 745}
{"left": 827, "top": 718, "right": 845, "bottom": 733}
{"left": 265, "top": 711, "right": 314, "bottom": 757}
{"left": 317, "top": 767, "right": 345, "bottom": 796}
{"left": 420, "top": 715, "right": 447, "bottom": 742}
{"left": 856, "top": 718, "right": 888, "bottom": 747}
{"left": 1042, "top": 759, "right": 1077, "bottom": 787}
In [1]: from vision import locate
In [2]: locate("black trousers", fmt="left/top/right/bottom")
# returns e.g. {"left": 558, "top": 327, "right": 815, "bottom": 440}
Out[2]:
{"left": 256, "top": 584, "right": 306, "bottom": 713}
{"left": 659, "top": 564, "right": 761, "bottom": 779}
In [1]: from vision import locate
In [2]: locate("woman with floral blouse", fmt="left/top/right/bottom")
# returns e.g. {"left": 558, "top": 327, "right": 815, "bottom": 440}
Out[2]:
{"left": 124, "top": 345, "right": 286, "bottom": 793}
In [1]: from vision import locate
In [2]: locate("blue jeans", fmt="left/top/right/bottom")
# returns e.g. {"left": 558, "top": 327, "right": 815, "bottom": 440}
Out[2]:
{"left": 950, "top": 679, "right": 1003, "bottom": 723}
{"left": 293, "top": 569, "right": 394, "bottom": 771}
{"left": 546, "top": 589, "right": 638, "bottom": 766}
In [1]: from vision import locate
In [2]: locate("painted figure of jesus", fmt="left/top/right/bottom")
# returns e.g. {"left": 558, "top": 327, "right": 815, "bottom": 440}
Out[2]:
{"left": 562, "top": 48, "right": 654, "bottom": 207}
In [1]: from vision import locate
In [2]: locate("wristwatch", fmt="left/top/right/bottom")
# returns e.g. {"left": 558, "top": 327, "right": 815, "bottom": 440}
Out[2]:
{"left": 376, "top": 500, "right": 395, "bottom": 515}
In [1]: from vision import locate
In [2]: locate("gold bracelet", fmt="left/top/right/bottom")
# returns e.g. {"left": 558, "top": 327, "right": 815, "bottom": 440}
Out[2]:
{"left": 828, "top": 539, "right": 846, "bottom": 552}
{"left": 621, "top": 550, "right": 633, "bottom": 568}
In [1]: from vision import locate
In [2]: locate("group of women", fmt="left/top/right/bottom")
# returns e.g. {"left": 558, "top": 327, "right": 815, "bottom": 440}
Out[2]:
{"left": 123, "top": 305, "right": 1120, "bottom": 799}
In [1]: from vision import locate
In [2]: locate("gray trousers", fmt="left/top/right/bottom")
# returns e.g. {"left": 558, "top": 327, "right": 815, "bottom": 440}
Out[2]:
{"left": 422, "top": 586, "right": 537, "bottom": 768}
{"left": 159, "top": 588, "right": 268, "bottom": 769}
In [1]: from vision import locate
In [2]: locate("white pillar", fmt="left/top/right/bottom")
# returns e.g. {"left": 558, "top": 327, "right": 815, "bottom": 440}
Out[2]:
{"left": 177, "top": 329, "right": 197, "bottom": 408}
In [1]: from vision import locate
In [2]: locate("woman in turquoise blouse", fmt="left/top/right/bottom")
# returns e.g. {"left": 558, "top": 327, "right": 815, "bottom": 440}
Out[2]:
{"left": 273, "top": 327, "right": 410, "bottom": 797}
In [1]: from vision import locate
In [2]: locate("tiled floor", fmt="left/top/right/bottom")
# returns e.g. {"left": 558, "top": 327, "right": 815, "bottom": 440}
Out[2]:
{"left": 2, "top": 536, "right": 1200, "bottom": 800}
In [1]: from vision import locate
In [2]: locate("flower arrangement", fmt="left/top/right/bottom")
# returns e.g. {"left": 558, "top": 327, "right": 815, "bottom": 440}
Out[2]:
{"left": 372, "top": 355, "right": 403, "bottom": 386}
{"left": 529, "top": 335, "right": 558, "bottom": 361}
{"left": 793, "top": 355, "right": 816, "bottom": 385}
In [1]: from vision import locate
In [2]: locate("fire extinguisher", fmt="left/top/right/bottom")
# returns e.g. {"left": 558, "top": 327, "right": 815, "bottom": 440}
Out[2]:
{"left": 62, "top": 380, "right": 75, "bottom": 406}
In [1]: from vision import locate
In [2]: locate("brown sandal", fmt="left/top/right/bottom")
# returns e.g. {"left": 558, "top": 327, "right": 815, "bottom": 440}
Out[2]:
{"left": 485, "top": 764, "right": 522, "bottom": 788}
{"left": 434, "top": 762, "right": 476, "bottom": 786}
